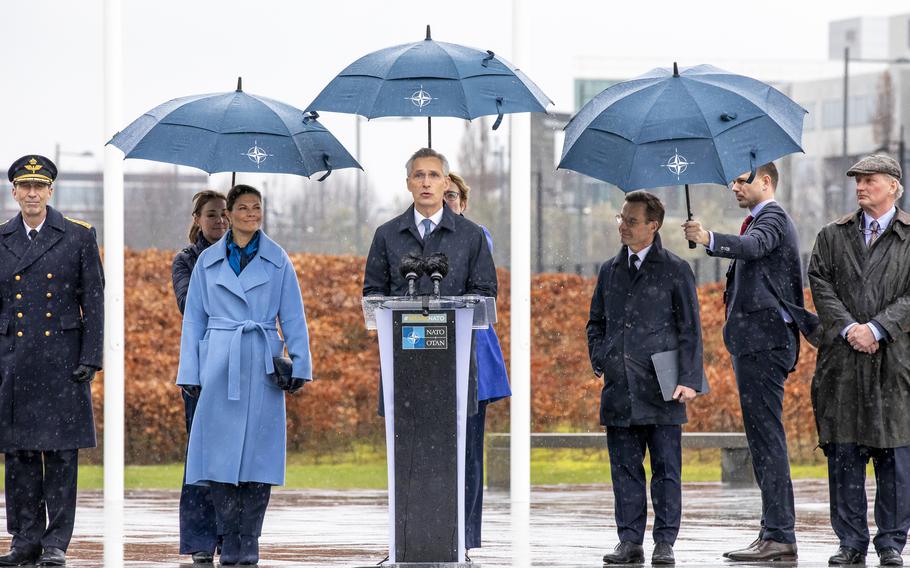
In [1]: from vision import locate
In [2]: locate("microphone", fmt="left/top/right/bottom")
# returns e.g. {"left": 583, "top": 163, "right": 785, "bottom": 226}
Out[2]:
{"left": 423, "top": 252, "right": 449, "bottom": 297}
{"left": 399, "top": 252, "right": 426, "bottom": 297}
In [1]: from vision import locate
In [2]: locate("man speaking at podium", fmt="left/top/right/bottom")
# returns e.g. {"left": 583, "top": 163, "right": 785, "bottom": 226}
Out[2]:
{"left": 362, "top": 147, "right": 497, "bottom": 559}
{"left": 363, "top": 148, "right": 498, "bottom": 413}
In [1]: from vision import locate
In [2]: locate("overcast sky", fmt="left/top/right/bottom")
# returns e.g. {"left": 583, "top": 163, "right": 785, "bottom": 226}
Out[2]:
{"left": 1, "top": 0, "right": 908, "bottom": 205}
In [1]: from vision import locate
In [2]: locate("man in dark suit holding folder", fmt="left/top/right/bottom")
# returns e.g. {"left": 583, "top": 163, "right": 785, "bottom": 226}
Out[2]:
{"left": 587, "top": 191, "right": 704, "bottom": 566}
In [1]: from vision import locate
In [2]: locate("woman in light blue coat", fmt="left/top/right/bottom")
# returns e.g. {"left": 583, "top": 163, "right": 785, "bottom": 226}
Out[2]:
{"left": 176, "top": 184, "right": 312, "bottom": 565}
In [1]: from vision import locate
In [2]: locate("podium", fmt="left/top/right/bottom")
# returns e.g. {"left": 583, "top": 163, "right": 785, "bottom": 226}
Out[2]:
{"left": 362, "top": 295, "right": 496, "bottom": 566}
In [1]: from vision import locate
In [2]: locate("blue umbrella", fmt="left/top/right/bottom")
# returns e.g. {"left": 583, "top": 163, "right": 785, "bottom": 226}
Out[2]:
{"left": 558, "top": 63, "right": 806, "bottom": 245}
{"left": 307, "top": 26, "right": 552, "bottom": 146}
{"left": 108, "top": 78, "right": 361, "bottom": 182}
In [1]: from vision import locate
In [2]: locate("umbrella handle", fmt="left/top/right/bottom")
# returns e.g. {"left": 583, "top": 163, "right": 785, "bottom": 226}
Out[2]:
{"left": 317, "top": 154, "right": 332, "bottom": 182}
{"left": 482, "top": 50, "right": 495, "bottom": 68}
{"left": 492, "top": 97, "right": 504, "bottom": 130}
{"left": 685, "top": 183, "right": 696, "bottom": 249}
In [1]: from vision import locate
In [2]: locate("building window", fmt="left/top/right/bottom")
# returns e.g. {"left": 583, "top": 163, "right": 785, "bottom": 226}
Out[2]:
{"left": 822, "top": 99, "right": 843, "bottom": 129}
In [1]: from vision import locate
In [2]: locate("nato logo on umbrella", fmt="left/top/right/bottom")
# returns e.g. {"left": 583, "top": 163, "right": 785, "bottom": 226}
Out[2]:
{"left": 406, "top": 85, "right": 435, "bottom": 110}
{"left": 243, "top": 141, "right": 272, "bottom": 167}
{"left": 661, "top": 148, "right": 694, "bottom": 180}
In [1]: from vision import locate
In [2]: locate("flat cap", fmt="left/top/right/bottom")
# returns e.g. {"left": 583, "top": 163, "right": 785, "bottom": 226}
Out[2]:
{"left": 846, "top": 154, "right": 902, "bottom": 181}
{"left": 8, "top": 155, "right": 57, "bottom": 184}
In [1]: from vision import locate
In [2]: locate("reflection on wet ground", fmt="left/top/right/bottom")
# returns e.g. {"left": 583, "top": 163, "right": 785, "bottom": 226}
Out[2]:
{"left": 0, "top": 479, "right": 904, "bottom": 567}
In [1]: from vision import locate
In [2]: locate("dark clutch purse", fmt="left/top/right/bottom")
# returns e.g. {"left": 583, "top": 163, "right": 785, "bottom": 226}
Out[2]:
{"left": 269, "top": 357, "right": 294, "bottom": 389}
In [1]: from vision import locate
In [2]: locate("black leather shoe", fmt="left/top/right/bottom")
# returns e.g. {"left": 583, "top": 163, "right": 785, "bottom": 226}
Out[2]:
{"left": 603, "top": 542, "right": 644, "bottom": 564}
{"left": 652, "top": 542, "right": 675, "bottom": 565}
{"left": 828, "top": 546, "right": 865, "bottom": 565}
{"left": 191, "top": 551, "right": 214, "bottom": 563}
{"left": 878, "top": 548, "right": 903, "bottom": 566}
{"left": 723, "top": 537, "right": 761, "bottom": 559}
{"left": 0, "top": 547, "right": 41, "bottom": 566}
{"left": 37, "top": 547, "right": 66, "bottom": 566}
{"left": 726, "top": 539, "right": 797, "bottom": 561}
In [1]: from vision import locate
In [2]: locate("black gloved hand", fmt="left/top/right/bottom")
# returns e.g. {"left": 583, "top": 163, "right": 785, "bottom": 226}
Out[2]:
{"left": 287, "top": 378, "right": 306, "bottom": 394}
{"left": 181, "top": 385, "right": 201, "bottom": 398}
{"left": 71, "top": 364, "right": 97, "bottom": 384}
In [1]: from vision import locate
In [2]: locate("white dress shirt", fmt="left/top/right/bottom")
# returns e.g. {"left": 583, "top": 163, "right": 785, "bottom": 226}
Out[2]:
{"left": 414, "top": 206, "right": 444, "bottom": 238}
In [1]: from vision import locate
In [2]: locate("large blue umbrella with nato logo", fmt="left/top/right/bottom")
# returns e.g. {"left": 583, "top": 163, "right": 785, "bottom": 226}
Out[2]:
{"left": 108, "top": 78, "right": 361, "bottom": 183}
{"left": 307, "top": 26, "right": 552, "bottom": 147}
{"left": 558, "top": 63, "right": 806, "bottom": 246}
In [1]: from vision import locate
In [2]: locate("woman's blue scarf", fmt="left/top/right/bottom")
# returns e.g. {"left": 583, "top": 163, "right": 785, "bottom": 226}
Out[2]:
{"left": 225, "top": 230, "right": 261, "bottom": 275}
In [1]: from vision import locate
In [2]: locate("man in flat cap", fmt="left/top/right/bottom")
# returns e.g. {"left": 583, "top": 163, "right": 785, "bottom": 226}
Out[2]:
{"left": 808, "top": 154, "right": 910, "bottom": 567}
{"left": 0, "top": 155, "right": 104, "bottom": 566}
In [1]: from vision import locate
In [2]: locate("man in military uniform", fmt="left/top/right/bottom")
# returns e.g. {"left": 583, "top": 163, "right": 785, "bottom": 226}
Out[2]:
{"left": 0, "top": 155, "right": 104, "bottom": 566}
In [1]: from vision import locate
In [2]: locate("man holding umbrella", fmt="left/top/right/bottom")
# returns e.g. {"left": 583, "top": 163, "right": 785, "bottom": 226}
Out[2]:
{"left": 684, "top": 162, "right": 814, "bottom": 561}
{"left": 0, "top": 155, "right": 104, "bottom": 566}
{"left": 808, "top": 155, "right": 910, "bottom": 567}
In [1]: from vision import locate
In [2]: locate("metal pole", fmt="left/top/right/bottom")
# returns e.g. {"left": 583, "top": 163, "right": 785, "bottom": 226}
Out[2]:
{"left": 510, "top": 0, "right": 532, "bottom": 509}
{"left": 843, "top": 47, "right": 849, "bottom": 159}
{"left": 102, "top": 0, "right": 125, "bottom": 565}
{"left": 510, "top": 0, "right": 532, "bottom": 562}
{"left": 427, "top": 116, "right": 432, "bottom": 149}
{"left": 355, "top": 115, "right": 363, "bottom": 252}
{"left": 535, "top": 169, "right": 543, "bottom": 273}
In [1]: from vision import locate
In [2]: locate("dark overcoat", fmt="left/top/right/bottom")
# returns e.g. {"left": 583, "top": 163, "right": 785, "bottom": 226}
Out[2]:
{"left": 0, "top": 206, "right": 104, "bottom": 451}
{"left": 586, "top": 234, "right": 704, "bottom": 426}
{"left": 808, "top": 208, "right": 910, "bottom": 449}
{"left": 363, "top": 203, "right": 498, "bottom": 415}
{"left": 172, "top": 232, "right": 211, "bottom": 315}
{"left": 708, "top": 201, "right": 816, "bottom": 356}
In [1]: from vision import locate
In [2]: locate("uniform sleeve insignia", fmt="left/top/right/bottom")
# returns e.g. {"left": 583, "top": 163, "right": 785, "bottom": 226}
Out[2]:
{"left": 65, "top": 217, "right": 93, "bottom": 230}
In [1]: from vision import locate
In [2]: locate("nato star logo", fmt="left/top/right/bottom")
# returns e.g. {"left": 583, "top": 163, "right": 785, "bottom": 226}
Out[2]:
{"left": 243, "top": 141, "right": 273, "bottom": 168}
{"left": 661, "top": 148, "right": 694, "bottom": 180}
{"left": 406, "top": 85, "right": 435, "bottom": 111}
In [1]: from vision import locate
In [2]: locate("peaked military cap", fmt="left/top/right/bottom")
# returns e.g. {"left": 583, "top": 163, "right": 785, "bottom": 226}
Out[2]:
{"left": 846, "top": 154, "right": 902, "bottom": 181}
{"left": 8, "top": 155, "right": 57, "bottom": 184}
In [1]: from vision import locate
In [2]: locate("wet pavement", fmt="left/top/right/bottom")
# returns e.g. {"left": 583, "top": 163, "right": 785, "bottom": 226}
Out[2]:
{"left": 0, "top": 479, "right": 905, "bottom": 567}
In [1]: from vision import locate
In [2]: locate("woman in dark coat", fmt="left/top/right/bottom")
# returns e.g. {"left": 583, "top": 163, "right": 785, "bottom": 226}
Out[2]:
{"left": 171, "top": 190, "right": 228, "bottom": 564}
{"left": 447, "top": 173, "right": 511, "bottom": 559}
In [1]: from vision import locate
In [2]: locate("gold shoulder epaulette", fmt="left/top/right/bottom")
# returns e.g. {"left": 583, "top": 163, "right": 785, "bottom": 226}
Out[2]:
{"left": 65, "top": 217, "right": 93, "bottom": 230}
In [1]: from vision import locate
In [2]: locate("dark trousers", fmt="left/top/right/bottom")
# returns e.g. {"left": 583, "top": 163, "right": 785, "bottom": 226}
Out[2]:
{"left": 606, "top": 424, "right": 682, "bottom": 545}
{"left": 4, "top": 449, "right": 78, "bottom": 552}
{"left": 179, "top": 391, "right": 219, "bottom": 554}
{"left": 731, "top": 338, "right": 798, "bottom": 544}
{"left": 208, "top": 482, "right": 272, "bottom": 537}
{"left": 827, "top": 443, "right": 910, "bottom": 553}
{"left": 465, "top": 399, "right": 488, "bottom": 550}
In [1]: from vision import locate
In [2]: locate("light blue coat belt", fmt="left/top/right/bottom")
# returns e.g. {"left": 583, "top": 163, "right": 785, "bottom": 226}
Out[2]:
{"left": 207, "top": 317, "right": 277, "bottom": 401}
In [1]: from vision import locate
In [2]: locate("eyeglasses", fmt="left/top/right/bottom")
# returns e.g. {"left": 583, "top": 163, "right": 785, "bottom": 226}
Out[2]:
{"left": 443, "top": 191, "right": 460, "bottom": 202}
{"left": 728, "top": 178, "right": 750, "bottom": 189}
{"left": 615, "top": 214, "right": 645, "bottom": 227}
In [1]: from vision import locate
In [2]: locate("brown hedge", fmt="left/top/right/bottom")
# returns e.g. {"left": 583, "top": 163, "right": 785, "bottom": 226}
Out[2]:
{"left": 91, "top": 250, "right": 820, "bottom": 464}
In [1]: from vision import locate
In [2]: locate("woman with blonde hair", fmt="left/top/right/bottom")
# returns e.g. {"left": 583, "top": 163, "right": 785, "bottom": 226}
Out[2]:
{"left": 447, "top": 172, "right": 511, "bottom": 559}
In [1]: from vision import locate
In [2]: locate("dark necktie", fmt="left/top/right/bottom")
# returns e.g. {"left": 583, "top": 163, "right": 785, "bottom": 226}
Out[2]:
{"left": 420, "top": 218, "right": 433, "bottom": 242}
{"left": 868, "top": 219, "right": 881, "bottom": 248}
{"left": 739, "top": 215, "right": 754, "bottom": 236}
{"left": 629, "top": 253, "right": 640, "bottom": 277}
{"left": 28, "top": 229, "right": 38, "bottom": 242}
